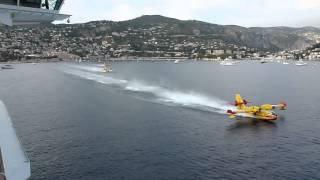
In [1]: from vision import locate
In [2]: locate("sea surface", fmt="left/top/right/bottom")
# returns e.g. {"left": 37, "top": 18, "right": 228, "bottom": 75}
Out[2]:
{"left": 0, "top": 61, "right": 320, "bottom": 180}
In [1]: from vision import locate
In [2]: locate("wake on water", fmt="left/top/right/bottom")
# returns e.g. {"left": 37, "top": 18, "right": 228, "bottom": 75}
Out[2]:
{"left": 61, "top": 64, "right": 235, "bottom": 115}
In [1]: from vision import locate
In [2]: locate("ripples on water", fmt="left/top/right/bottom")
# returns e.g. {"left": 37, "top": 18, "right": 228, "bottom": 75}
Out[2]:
{"left": 0, "top": 61, "right": 320, "bottom": 179}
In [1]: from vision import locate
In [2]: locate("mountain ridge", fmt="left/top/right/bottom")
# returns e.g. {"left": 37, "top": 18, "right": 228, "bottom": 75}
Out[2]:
{"left": 85, "top": 15, "right": 320, "bottom": 51}
{"left": 127, "top": 15, "right": 320, "bottom": 30}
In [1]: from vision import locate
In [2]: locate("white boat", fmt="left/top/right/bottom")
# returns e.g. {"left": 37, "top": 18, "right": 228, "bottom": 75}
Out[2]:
{"left": 1, "top": 65, "right": 14, "bottom": 69}
{"left": 260, "top": 58, "right": 267, "bottom": 64}
{"left": 282, "top": 62, "right": 290, "bottom": 65}
{"left": 102, "top": 64, "right": 113, "bottom": 73}
{"left": 174, "top": 60, "right": 180, "bottom": 64}
{"left": 220, "top": 61, "right": 235, "bottom": 66}
{"left": 295, "top": 60, "right": 307, "bottom": 66}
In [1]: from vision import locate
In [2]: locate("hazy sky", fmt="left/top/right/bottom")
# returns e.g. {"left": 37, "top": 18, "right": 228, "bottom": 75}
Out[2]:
{"left": 59, "top": 0, "right": 320, "bottom": 27}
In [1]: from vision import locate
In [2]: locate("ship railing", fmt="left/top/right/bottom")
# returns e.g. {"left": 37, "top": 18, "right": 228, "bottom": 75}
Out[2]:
{"left": 0, "top": 148, "right": 6, "bottom": 180}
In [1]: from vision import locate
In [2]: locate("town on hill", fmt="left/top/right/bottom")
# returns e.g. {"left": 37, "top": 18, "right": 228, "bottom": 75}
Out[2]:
{"left": 1, "top": 15, "right": 320, "bottom": 62}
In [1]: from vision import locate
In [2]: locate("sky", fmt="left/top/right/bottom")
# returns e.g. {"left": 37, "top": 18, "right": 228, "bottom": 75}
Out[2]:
{"left": 59, "top": 0, "right": 320, "bottom": 27}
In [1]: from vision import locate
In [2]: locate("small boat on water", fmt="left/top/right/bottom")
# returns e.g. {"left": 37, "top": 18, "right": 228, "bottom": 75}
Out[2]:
{"left": 1, "top": 65, "right": 14, "bottom": 69}
{"left": 174, "top": 60, "right": 180, "bottom": 64}
{"left": 220, "top": 58, "right": 235, "bottom": 66}
{"left": 260, "top": 58, "right": 268, "bottom": 64}
{"left": 220, "top": 61, "right": 235, "bottom": 66}
{"left": 295, "top": 60, "right": 307, "bottom": 66}
{"left": 102, "top": 63, "right": 113, "bottom": 73}
{"left": 282, "top": 62, "right": 290, "bottom": 65}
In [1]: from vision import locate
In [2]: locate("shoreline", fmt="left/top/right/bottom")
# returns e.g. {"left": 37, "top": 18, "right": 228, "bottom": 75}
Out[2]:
{"left": 1, "top": 57, "right": 320, "bottom": 64}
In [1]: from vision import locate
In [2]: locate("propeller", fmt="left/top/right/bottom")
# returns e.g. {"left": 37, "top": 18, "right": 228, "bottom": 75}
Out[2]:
{"left": 243, "top": 99, "right": 251, "bottom": 105}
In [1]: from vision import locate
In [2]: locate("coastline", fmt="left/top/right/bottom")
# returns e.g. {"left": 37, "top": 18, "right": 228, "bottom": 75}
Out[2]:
{"left": 1, "top": 56, "right": 320, "bottom": 65}
{"left": 1, "top": 57, "right": 319, "bottom": 64}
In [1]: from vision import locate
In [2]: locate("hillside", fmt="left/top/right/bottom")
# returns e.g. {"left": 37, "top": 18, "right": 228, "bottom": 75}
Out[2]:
{"left": 1, "top": 15, "right": 320, "bottom": 60}
{"left": 84, "top": 15, "right": 320, "bottom": 51}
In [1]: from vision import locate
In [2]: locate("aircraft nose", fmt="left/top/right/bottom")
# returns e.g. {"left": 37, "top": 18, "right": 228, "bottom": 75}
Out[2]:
{"left": 271, "top": 115, "right": 278, "bottom": 120}
{"left": 267, "top": 113, "right": 278, "bottom": 121}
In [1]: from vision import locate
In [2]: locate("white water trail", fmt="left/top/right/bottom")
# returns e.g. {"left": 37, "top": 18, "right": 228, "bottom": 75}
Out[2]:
{"left": 125, "top": 81, "right": 233, "bottom": 113}
{"left": 65, "top": 69, "right": 127, "bottom": 85}
{"left": 64, "top": 64, "right": 104, "bottom": 73}
{"left": 62, "top": 65, "right": 234, "bottom": 114}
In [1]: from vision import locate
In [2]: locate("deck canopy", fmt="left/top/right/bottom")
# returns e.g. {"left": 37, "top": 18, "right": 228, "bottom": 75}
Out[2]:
{"left": 0, "top": 0, "right": 70, "bottom": 26}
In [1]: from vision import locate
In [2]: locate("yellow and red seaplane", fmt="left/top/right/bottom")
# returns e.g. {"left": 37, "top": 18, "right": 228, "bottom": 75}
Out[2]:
{"left": 227, "top": 94, "right": 287, "bottom": 121}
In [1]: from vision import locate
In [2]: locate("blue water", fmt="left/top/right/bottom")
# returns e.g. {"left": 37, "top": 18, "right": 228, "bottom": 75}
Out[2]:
{"left": 0, "top": 61, "right": 320, "bottom": 180}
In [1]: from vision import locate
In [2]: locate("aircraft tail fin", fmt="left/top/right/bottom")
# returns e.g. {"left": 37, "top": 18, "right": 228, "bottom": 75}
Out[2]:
{"left": 234, "top": 94, "right": 249, "bottom": 109}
